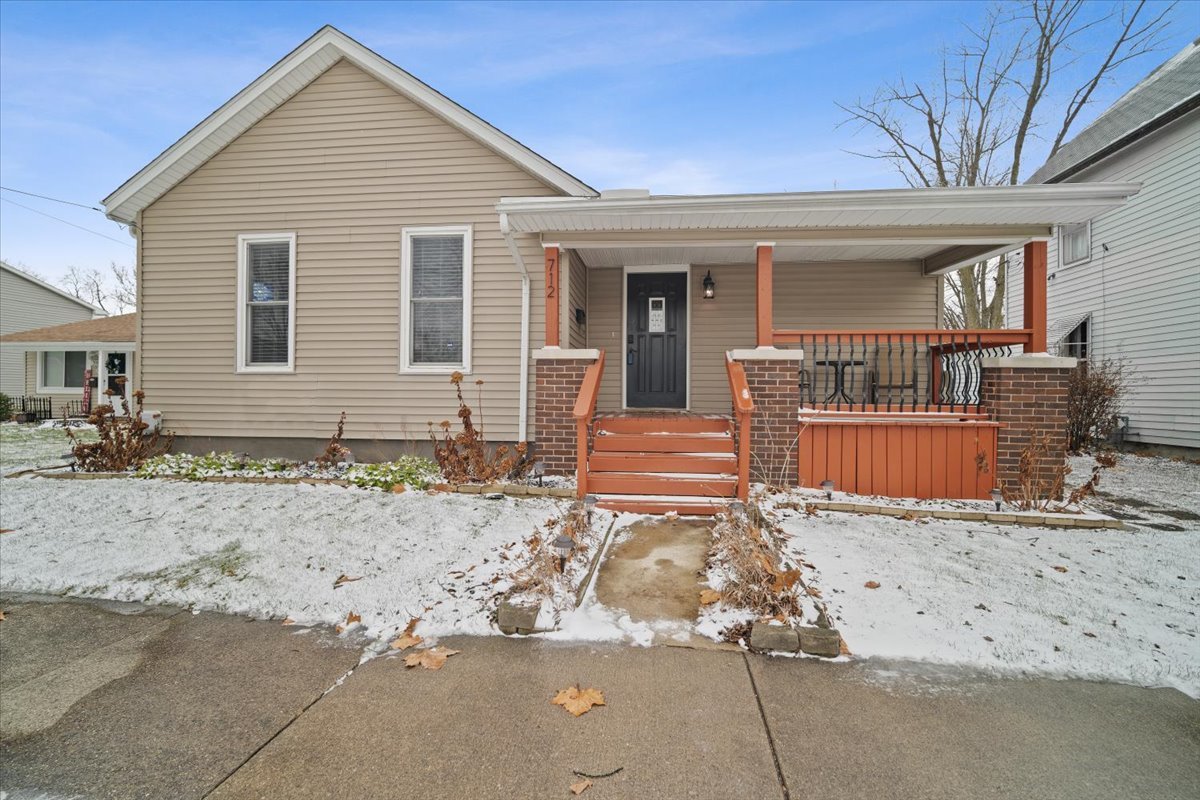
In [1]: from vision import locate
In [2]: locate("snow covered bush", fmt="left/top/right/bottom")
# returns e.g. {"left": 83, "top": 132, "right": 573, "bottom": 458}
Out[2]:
{"left": 343, "top": 457, "right": 438, "bottom": 490}
{"left": 429, "top": 372, "right": 536, "bottom": 483}
{"left": 136, "top": 452, "right": 291, "bottom": 479}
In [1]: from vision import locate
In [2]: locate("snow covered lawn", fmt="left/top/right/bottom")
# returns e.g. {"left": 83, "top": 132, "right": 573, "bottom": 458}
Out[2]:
{"left": 0, "top": 475, "right": 568, "bottom": 652}
{"left": 774, "top": 453, "right": 1200, "bottom": 696}
{"left": 0, "top": 423, "right": 94, "bottom": 474}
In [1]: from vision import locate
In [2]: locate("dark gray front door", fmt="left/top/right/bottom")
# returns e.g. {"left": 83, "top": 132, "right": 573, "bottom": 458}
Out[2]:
{"left": 626, "top": 272, "right": 687, "bottom": 408}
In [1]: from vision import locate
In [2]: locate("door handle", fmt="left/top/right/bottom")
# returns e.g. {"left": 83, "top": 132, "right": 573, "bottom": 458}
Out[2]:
{"left": 627, "top": 348, "right": 636, "bottom": 365}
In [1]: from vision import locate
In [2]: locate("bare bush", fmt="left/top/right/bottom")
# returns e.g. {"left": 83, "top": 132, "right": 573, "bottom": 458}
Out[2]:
{"left": 65, "top": 383, "right": 173, "bottom": 472}
{"left": 1064, "top": 451, "right": 1118, "bottom": 508}
{"left": 429, "top": 372, "right": 535, "bottom": 484}
{"left": 710, "top": 503, "right": 803, "bottom": 620}
{"left": 506, "top": 503, "right": 590, "bottom": 599}
{"left": 1067, "top": 358, "right": 1131, "bottom": 452}
{"left": 1002, "top": 430, "right": 1068, "bottom": 511}
{"left": 315, "top": 411, "right": 352, "bottom": 467}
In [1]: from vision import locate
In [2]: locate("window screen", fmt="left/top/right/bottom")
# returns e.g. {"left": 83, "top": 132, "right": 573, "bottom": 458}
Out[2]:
{"left": 410, "top": 234, "right": 465, "bottom": 365}
{"left": 245, "top": 239, "right": 291, "bottom": 365}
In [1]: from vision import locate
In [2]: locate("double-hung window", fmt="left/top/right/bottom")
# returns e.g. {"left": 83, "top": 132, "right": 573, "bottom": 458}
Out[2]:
{"left": 236, "top": 232, "right": 295, "bottom": 372}
{"left": 401, "top": 225, "right": 472, "bottom": 373}
{"left": 37, "top": 350, "right": 88, "bottom": 392}
{"left": 1059, "top": 222, "right": 1091, "bottom": 267}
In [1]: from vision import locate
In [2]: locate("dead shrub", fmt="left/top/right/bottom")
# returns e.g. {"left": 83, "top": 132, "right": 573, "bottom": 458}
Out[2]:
{"left": 1067, "top": 358, "right": 1131, "bottom": 452}
{"left": 429, "top": 372, "right": 535, "bottom": 483}
{"left": 1064, "top": 451, "right": 1118, "bottom": 508}
{"left": 65, "top": 383, "right": 173, "bottom": 472}
{"left": 1002, "top": 430, "right": 1068, "bottom": 511}
{"left": 315, "top": 411, "right": 353, "bottom": 467}
{"left": 709, "top": 502, "right": 803, "bottom": 620}
{"left": 507, "top": 503, "right": 590, "bottom": 599}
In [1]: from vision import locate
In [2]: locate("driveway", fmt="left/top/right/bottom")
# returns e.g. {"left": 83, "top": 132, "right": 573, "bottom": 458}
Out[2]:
{"left": 1, "top": 593, "right": 1197, "bottom": 799}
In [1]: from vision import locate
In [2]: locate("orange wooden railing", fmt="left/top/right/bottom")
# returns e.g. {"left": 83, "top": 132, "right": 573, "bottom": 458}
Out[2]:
{"left": 725, "top": 354, "right": 754, "bottom": 501}
{"left": 571, "top": 349, "right": 606, "bottom": 499}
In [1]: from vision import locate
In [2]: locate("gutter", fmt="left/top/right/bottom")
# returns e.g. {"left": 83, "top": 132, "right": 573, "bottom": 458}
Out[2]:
{"left": 499, "top": 212, "right": 532, "bottom": 442}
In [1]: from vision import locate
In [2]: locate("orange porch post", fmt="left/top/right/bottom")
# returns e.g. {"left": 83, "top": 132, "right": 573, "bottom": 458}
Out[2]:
{"left": 544, "top": 243, "right": 560, "bottom": 348}
{"left": 755, "top": 242, "right": 774, "bottom": 347}
{"left": 1023, "top": 240, "right": 1048, "bottom": 353}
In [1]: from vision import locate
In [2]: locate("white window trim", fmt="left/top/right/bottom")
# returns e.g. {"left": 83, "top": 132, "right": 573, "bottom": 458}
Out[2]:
{"left": 236, "top": 232, "right": 296, "bottom": 374}
{"left": 1059, "top": 221, "right": 1091, "bottom": 268}
{"left": 400, "top": 224, "right": 473, "bottom": 374}
{"left": 35, "top": 350, "right": 87, "bottom": 395}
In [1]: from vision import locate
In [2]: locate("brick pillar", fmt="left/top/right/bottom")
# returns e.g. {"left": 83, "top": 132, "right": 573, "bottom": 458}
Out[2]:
{"left": 533, "top": 351, "right": 596, "bottom": 476}
{"left": 980, "top": 356, "right": 1077, "bottom": 496}
{"left": 736, "top": 352, "right": 801, "bottom": 486}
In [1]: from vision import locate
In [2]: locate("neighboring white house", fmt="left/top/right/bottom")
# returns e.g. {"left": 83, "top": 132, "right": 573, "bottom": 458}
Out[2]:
{"left": 0, "top": 261, "right": 104, "bottom": 401}
{"left": 1015, "top": 40, "right": 1200, "bottom": 454}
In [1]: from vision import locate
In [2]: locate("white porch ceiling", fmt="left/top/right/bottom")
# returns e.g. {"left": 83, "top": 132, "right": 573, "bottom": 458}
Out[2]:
{"left": 575, "top": 242, "right": 937, "bottom": 268}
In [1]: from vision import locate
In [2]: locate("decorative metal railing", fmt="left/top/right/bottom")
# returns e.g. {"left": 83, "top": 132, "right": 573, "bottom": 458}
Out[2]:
{"left": 773, "top": 329, "right": 1031, "bottom": 413}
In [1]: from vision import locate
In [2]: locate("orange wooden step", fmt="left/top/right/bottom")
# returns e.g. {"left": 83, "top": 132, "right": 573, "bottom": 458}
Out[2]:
{"left": 595, "top": 496, "right": 728, "bottom": 516}
{"left": 589, "top": 452, "right": 737, "bottom": 474}
{"left": 593, "top": 432, "right": 735, "bottom": 453}
{"left": 588, "top": 472, "right": 737, "bottom": 497}
{"left": 594, "top": 415, "right": 733, "bottom": 435}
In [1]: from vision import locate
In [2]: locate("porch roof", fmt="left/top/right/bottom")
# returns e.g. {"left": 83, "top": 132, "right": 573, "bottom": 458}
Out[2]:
{"left": 0, "top": 313, "right": 137, "bottom": 351}
{"left": 498, "top": 184, "right": 1139, "bottom": 274}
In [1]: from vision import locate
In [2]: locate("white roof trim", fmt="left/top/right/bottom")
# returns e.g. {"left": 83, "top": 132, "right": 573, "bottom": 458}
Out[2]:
{"left": 0, "top": 261, "right": 106, "bottom": 316}
{"left": 103, "top": 26, "right": 595, "bottom": 224}
{"left": 2, "top": 341, "right": 136, "bottom": 351}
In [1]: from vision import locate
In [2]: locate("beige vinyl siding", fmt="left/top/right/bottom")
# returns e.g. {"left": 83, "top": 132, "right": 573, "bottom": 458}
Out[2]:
{"left": 0, "top": 268, "right": 96, "bottom": 397}
{"left": 140, "top": 59, "right": 557, "bottom": 442}
{"left": 1011, "top": 109, "right": 1200, "bottom": 449}
{"left": 587, "top": 260, "right": 938, "bottom": 413}
{"left": 567, "top": 249, "right": 588, "bottom": 349}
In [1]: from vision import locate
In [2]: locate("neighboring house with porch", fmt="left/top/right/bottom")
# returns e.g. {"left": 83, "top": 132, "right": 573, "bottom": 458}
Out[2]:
{"left": 1014, "top": 39, "right": 1200, "bottom": 455}
{"left": 0, "top": 313, "right": 137, "bottom": 419}
{"left": 99, "top": 26, "right": 1136, "bottom": 511}
{"left": 0, "top": 261, "right": 105, "bottom": 414}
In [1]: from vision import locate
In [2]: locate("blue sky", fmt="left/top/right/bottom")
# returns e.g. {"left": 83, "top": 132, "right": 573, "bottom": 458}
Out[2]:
{"left": 0, "top": 0, "right": 1194, "bottom": 282}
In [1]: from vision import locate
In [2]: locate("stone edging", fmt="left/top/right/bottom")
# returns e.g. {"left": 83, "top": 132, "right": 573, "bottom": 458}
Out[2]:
{"left": 793, "top": 499, "right": 1124, "bottom": 529}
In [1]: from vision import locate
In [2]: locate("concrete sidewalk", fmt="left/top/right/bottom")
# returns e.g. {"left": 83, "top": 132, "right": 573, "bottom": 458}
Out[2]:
{"left": 1, "top": 594, "right": 1197, "bottom": 800}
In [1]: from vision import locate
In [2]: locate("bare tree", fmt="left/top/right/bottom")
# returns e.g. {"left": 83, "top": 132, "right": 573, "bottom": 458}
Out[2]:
{"left": 840, "top": 0, "right": 1174, "bottom": 328}
{"left": 109, "top": 262, "right": 136, "bottom": 312}
{"left": 59, "top": 262, "right": 136, "bottom": 314}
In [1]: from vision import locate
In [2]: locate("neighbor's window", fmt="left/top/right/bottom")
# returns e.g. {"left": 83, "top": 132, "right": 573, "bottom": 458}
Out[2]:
{"left": 237, "top": 233, "right": 295, "bottom": 372}
{"left": 401, "top": 225, "right": 472, "bottom": 372}
{"left": 38, "top": 350, "right": 87, "bottom": 392}
{"left": 1059, "top": 222, "right": 1091, "bottom": 266}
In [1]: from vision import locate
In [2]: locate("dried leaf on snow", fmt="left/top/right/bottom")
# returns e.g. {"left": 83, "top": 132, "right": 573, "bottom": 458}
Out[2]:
{"left": 335, "top": 610, "right": 362, "bottom": 634}
{"left": 1052, "top": 565, "right": 1069, "bottom": 573}
{"left": 552, "top": 685, "right": 605, "bottom": 717}
{"left": 333, "top": 574, "right": 362, "bottom": 587}
{"left": 281, "top": 617, "right": 296, "bottom": 626}
{"left": 404, "top": 646, "right": 460, "bottom": 670}
{"left": 699, "top": 589, "right": 721, "bottom": 605}
{"left": 569, "top": 778, "right": 593, "bottom": 795}
{"left": 864, "top": 581, "right": 881, "bottom": 589}
{"left": 390, "top": 617, "right": 423, "bottom": 651}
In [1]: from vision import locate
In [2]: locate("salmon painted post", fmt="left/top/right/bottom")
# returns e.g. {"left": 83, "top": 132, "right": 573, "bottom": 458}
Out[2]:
{"left": 755, "top": 243, "right": 774, "bottom": 347}
{"left": 544, "top": 244, "right": 560, "bottom": 348}
{"left": 571, "top": 349, "right": 606, "bottom": 498}
{"left": 724, "top": 355, "right": 754, "bottom": 501}
{"left": 1023, "top": 240, "right": 1048, "bottom": 353}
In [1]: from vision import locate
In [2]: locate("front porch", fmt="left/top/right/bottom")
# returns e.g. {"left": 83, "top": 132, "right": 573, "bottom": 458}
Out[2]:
{"left": 504, "top": 186, "right": 1136, "bottom": 510}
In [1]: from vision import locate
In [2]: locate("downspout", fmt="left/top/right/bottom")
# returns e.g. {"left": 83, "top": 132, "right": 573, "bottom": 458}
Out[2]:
{"left": 500, "top": 212, "right": 531, "bottom": 442}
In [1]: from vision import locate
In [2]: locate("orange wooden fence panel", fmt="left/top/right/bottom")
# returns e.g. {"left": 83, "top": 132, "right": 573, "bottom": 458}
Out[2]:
{"left": 797, "top": 418, "right": 999, "bottom": 500}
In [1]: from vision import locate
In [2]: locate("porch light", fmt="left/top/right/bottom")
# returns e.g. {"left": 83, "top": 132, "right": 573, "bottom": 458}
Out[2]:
{"left": 584, "top": 493, "right": 598, "bottom": 524}
{"left": 702, "top": 270, "right": 716, "bottom": 299}
{"left": 552, "top": 534, "right": 575, "bottom": 573}
{"left": 990, "top": 488, "right": 1003, "bottom": 512}
{"left": 820, "top": 480, "right": 835, "bottom": 501}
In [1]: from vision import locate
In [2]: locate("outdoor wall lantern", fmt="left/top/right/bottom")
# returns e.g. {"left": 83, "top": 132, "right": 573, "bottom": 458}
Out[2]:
{"left": 702, "top": 270, "right": 716, "bottom": 299}
{"left": 552, "top": 534, "right": 576, "bottom": 573}
{"left": 990, "top": 488, "right": 1004, "bottom": 512}
{"left": 820, "top": 479, "right": 835, "bottom": 501}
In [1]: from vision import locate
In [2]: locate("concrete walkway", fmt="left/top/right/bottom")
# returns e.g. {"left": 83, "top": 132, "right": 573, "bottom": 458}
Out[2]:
{"left": 1, "top": 593, "right": 1198, "bottom": 800}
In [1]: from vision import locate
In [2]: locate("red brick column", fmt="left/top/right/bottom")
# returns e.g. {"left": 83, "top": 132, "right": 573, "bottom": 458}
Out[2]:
{"left": 533, "top": 351, "right": 596, "bottom": 476}
{"left": 735, "top": 352, "right": 801, "bottom": 487}
{"left": 980, "top": 356, "right": 1077, "bottom": 496}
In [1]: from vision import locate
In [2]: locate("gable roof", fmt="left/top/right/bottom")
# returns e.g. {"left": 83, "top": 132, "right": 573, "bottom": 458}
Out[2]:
{"left": 1029, "top": 38, "right": 1200, "bottom": 184}
{"left": 0, "top": 313, "right": 136, "bottom": 347}
{"left": 0, "top": 261, "right": 106, "bottom": 316}
{"left": 102, "top": 26, "right": 595, "bottom": 224}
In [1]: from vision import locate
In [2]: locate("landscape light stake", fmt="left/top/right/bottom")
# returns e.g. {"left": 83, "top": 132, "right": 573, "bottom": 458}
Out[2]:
{"left": 552, "top": 534, "right": 575, "bottom": 573}
{"left": 532, "top": 461, "right": 545, "bottom": 487}
{"left": 820, "top": 479, "right": 835, "bottom": 501}
{"left": 990, "top": 488, "right": 1004, "bottom": 512}
{"left": 584, "top": 494, "right": 597, "bottom": 525}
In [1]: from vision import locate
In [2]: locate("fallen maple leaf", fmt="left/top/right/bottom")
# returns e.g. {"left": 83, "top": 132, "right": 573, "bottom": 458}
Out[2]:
{"left": 552, "top": 685, "right": 605, "bottom": 717}
{"left": 404, "top": 646, "right": 460, "bottom": 670}
{"left": 699, "top": 589, "right": 721, "bottom": 605}
{"left": 0, "top": 610, "right": 6, "bottom": 622}
{"left": 391, "top": 483, "right": 406, "bottom": 494}
{"left": 570, "top": 778, "right": 592, "bottom": 795}
{"left": 335, "top": 611, "right": 362, "bottom": 634}
{"left": 864, "top": 581, "right": 881, "bottom": 589}
{"left": 281, "top": 617, "right": 296, "bottom": 626}
{"left": 390, "top": 617, "right": 423, "bottom": 651}
{"left": 1052, "top": 565, "right": 1068, "bottom": 573}
{"left": 333, "top": 574, "right": 362, "bottom": 587}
